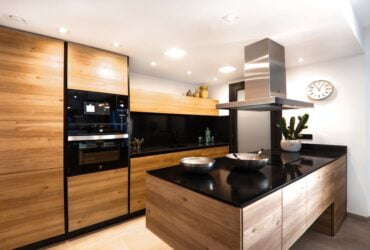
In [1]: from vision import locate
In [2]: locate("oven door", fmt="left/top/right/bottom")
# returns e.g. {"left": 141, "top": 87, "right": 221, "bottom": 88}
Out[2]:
{"left": 67, "top": 135, "right": 129, "bottom": 176}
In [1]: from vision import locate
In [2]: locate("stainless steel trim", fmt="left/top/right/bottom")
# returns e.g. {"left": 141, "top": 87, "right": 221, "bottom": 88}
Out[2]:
{"left": 68, "top": 134, "right": 129, "bottom": 141}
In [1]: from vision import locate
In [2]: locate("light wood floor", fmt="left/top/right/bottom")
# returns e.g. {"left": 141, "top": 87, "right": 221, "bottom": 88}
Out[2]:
{"left": 46, "top": 216, "right": 369, "bottom": 250}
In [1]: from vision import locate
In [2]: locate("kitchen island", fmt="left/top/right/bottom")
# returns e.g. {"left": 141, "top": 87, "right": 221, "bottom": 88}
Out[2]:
{"left": 145, "top": 144, "right": 347, "bottom": 250}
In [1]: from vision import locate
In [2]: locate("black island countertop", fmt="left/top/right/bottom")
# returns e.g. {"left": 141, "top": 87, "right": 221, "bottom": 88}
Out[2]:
{"left": 147, "top": 144, "right": 347, "bottom": 208}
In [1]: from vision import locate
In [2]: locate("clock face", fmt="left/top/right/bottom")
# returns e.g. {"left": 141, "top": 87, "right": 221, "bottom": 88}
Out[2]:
{"left": 307, "top": 80, "right": 334, "bottom": 100}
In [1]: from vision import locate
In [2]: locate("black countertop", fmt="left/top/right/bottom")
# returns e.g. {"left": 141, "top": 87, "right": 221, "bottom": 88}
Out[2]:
{"left": 130, "top": 142, "right": 230, "bottom": 158}
{"left": 147, "top": 144, "right": 347, "bottom": 208}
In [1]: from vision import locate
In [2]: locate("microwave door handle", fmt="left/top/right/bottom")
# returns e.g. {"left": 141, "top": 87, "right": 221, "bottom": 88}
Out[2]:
{"left": 68, "top": 134, "right": 128, "bottom": 141}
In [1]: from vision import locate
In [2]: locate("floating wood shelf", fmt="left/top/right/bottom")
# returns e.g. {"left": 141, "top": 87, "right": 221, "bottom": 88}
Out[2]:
{"left": 130, "top": 89, "right": 219, "bottom": 116}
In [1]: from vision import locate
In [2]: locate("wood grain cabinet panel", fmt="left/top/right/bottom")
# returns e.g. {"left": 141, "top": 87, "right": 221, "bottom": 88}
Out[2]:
{"left": 68, "top": 168, "right": 128, "bottom": 231}
{"left": 243, "top": 190, "right": 282, "bottom": 250}
{"left": 0, "top": 26, "right": 64, "bottom": 174}
{"left": 282, "top": 178, "right": 307, "bottom": 250}
{"left": 306, "top": 169, "right": 324, "bottom": 227}
{"left": 0, "top": 169, "right": 64, "bottom": 249}
{"left": 146, "top": 175, "right": 241, "bottom": 250}
{"left": 68, "top": 43, "right": 128, "bottom": 95}
{"left": 130, "top": 89, "right": 219, "bottom": 116}
{"left": 130, "top": 146, "right": 229, "bottom": 212}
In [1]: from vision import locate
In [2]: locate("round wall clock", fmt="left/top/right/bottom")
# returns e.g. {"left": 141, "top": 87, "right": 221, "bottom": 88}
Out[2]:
{"left": 306, "top": 80, "right": 334, "bottom": 100}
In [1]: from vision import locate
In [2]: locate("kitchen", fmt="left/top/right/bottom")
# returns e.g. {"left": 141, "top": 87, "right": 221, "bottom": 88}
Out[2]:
{"left": 0, "top": 0, "right": 370, "bottom": 250}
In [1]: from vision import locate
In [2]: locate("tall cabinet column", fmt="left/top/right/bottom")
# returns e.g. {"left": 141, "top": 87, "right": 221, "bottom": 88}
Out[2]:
{"left": 0, "top": 27, "right": 65, "bottom": 249}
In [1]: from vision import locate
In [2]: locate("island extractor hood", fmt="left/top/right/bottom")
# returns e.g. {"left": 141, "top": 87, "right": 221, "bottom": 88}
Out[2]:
{"left": 216, "top": 38, "right": 313, "bottom": 111}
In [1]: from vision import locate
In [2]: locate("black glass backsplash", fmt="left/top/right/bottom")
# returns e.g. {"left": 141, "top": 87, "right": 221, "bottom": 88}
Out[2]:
{"left": 130, "top": 112, "right": 230, "bottom": 147}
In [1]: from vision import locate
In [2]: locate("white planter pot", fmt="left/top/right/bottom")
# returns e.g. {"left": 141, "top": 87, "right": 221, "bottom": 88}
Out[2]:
{"left": 280, "top": 139, "right": 302, "bottom": 152}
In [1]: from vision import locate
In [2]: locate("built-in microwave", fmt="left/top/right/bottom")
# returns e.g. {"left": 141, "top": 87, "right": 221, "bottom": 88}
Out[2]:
{"left": 67, "top": 89, "right": 129, "bottom": 136}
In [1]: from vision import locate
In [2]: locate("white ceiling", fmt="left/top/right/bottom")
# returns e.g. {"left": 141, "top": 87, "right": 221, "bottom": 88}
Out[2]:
{"left": 351, "top": 0, "right": 370, "bottom": 27}
{"left": 0, "top": 0, "right": 364, "bottom": 85}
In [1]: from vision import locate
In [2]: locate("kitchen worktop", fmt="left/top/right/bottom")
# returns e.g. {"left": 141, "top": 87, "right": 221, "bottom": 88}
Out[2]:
{"left": 130, "top": 142, "right": 230, "bottom": 157}
{"left": 147, "top": 144, "right": 347, "bottom": 208}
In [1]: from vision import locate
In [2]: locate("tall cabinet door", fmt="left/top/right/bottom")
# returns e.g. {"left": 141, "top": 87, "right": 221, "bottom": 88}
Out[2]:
{"left": 67, "top": 43, "right": 128, "bottom": 95}
{"left": 0, "top": 27, "right": 64, "bottom": 249}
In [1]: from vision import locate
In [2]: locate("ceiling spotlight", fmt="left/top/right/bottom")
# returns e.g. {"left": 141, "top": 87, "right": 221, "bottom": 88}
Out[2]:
{"left": 218, "top": 66, "right": 236, "bottom": 73}
{"left": 164, "top": 48, "right": 186, "bottom": 59}
{"left": 187, "top": 71, "right": 192, "bottom": 75}
{"left": 150, "top": 61, "right": 157, "bottom": 66}
{"left": 214, "top": 77, "right": 218, "bottom": 81}
{"left": 8, "top": 14, "right": 27, "bottom": 23}
{"left": 222, "top": 12, "right": 240, "bottom": 24}
{"left": 58, "top": 27, "right": 69, "bottom": 34}
{"left": 298, "top": 58, "right": 304, "bottom": 63}
{"left": 112, "top": 42, "right": 120, "bottom": 48}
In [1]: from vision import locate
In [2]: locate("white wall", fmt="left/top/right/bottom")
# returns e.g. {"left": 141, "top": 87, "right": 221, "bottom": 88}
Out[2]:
{"left": 130, "top": 72, "right": 198, "bottom": 95}
{"left": 208, "top": 83, "right": 229, "bottom": 116}
{"left": 284, "top": 55, "right": 369, "bottom": 217}
{"left": 364, "top": 26, "right": 370, "bottom": 217}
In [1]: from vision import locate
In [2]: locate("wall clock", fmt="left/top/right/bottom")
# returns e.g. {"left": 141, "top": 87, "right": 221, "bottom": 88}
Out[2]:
{"left": 306, "top": 80, "right": 334, "bottom": 100}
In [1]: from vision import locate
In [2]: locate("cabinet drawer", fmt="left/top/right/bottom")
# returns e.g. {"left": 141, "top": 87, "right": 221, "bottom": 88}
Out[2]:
{"left": 68, "top": 168, "right": 128, "bottom": 231}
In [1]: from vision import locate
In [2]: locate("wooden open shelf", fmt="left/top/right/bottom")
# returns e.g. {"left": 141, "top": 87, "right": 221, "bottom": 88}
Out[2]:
{"left": 130, "top": 89, "right": 219, "bottom": 116}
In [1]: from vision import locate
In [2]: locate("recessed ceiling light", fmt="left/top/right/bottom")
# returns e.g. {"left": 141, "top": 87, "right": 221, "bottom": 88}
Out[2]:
{"left": 214, "top": 77, "right": 218, "bottom": 81}
{"left": 222, "top": 12, "right": 240, "bottom": 24}
{"left": 150, "top": 61, "right": 157, "bottom": 66}
{"left": 164, "top": 48, "right": 186, "bottom": 59}
{"left": 8, "top": 14, "right": 27, "bottom": 23}
{"left": 112, "top": 42, "right": 120, "bottom": 48}
{"left": 187, "top": 71, "right": 192, "bottom": 75}
{"left": 58, "top": 27, "right": 69, "bottom": 34}
{"left": 218, "top": 66, "right": 236, "bottom": 73}
{"left": 298, "top": 58, "right": 304, "bottom": 63}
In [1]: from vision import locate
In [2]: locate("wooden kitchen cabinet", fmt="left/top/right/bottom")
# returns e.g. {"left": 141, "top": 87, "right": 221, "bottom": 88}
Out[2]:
{"left": 243, "top": 190, "right": 282, "bottom": 250}
{"left": 0, "top": 26, "right": 64, "bottom": 175}
{"left": 282, "top": 178, "right": 307, "bottom": 250}
{"left": 67, "top": 43, "right": 128, "bottom": 95}
{"left": 0, "top": 169, "right": 64, "bottom": 249}
{"left": 130, "top": 146, "right": 229, "bottom": 212}
{"left": 68, "top": 168, "right": 128, "bottom": 231}
{"left": 130, "top": 89, "right": 219, "bottom": 116}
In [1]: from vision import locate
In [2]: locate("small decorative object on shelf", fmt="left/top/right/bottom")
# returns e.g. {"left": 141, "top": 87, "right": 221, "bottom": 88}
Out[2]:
{"left": 198, "top": 136, "right": 203, "bottom": 145}
{"left": 199, "top": 85, "right": 208, "bottom": 98}
{"left": 186, "top": 89, "right": 193, "bottom": 96}
{"left": 193, "top": 90, "right": 200, "bottom": 98}
{"left": 132, "top": 138, "right": 144, "bottom": 151}
{"left": 277, "top": 113, "right": 309, "bottom": 152}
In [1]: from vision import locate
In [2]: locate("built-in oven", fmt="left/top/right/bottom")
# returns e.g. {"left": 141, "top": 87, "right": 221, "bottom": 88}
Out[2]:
{"left": 66, "top": 135, "right": 129, "bottom": 176}
{"left": 66, "top": 90, "right": 129, "bottom": 176}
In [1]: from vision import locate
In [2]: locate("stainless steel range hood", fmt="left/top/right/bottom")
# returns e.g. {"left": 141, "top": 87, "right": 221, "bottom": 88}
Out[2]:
{"left": 216, "top": 38, "right": 313, "bottom": 111}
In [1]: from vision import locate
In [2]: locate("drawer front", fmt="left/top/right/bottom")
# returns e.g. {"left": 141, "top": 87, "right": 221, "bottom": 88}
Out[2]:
{"left": 68, "top": 168, "right": 128, "bottom": 231}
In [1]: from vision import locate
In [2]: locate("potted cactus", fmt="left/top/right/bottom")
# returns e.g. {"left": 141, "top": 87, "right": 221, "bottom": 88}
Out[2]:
{"left": 277, "top": 114, "right": 309, "bottom": 152}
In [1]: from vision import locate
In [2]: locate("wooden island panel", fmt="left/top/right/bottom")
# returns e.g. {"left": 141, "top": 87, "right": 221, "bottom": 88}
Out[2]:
{"left": 146, "top": 175, "right": 242, "bottom": 250}
{"left": 68, "top": 43, "right": 128, "bottom": 95}
{"left": 130, "top": 146, "right": 229, "bottom": 212}
{"left": 243, "top": 190, "right": 282, "bottom": 250}
{"left": 68, "top": 168, "right": 128, "bottom": 231}
{"left": 282, "top": 178, "right": 307, "bottom": 250}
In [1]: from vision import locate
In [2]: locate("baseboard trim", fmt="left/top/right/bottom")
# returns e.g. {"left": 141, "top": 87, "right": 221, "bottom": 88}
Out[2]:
{"left": 347, "top": 212, "right": 370, "bottom": 221}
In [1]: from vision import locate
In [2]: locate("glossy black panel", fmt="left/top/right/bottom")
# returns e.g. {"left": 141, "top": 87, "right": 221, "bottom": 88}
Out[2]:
{"left": 148, "top": 145, "right": 346, "bottom": 208}
{"left": 130, "top": 112, "right": 230, "bottom": 152}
